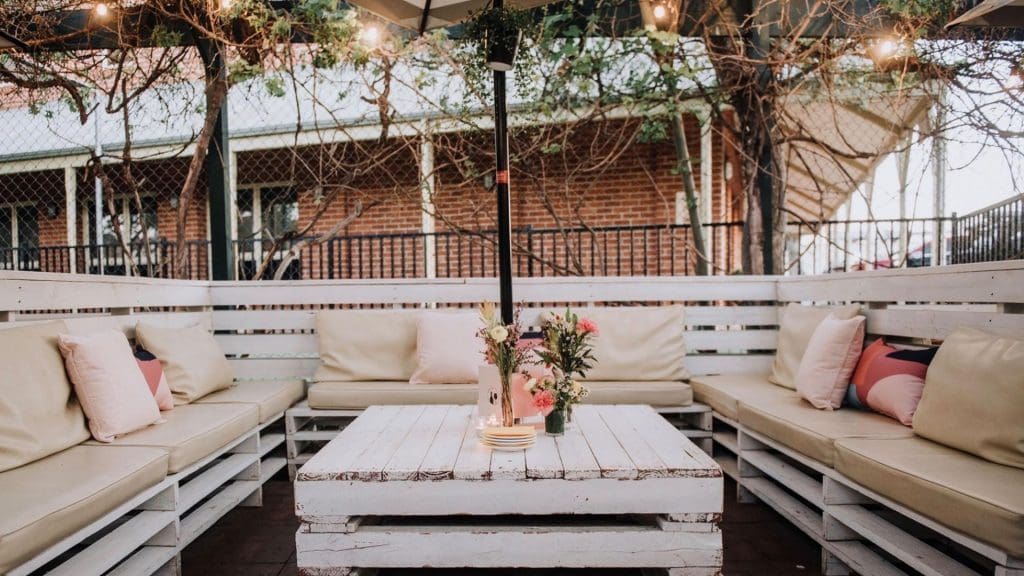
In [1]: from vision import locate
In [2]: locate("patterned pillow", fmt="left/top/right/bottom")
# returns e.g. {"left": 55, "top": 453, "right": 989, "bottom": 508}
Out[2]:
{"left": 858, "top": 346, "right": 938, "bottom": 425}
{"left": 134, "top": 346, "right": 175, "bottom": 411}
{"left": 846, "top": 338, "right": 896, "bottom": 408}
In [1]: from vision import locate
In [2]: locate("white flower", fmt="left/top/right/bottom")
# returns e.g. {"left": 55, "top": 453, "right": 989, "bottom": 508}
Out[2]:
{"left": 524, "top": 377, "right": 537, "bottom": 392}
{"left": 489, "top": 325, "right": 509, "bottom": 343}
{"left": 571, "top": 380, "right": 582, "bottom": 394}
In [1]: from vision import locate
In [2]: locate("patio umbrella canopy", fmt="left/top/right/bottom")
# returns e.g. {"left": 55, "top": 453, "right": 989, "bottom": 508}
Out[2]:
{"left": 947, "top": 0, "right": 1024, "bottom": 26}
{"left": 347, "top": 0, "right": 558, "bottom": 324}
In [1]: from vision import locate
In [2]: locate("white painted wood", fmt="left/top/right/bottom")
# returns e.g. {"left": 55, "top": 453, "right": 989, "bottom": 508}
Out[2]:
{"left": 298, "top": 406, "right": 404, "bottom": 481}
{"left": 685, "top": 329, "right": 778, "bottom": 352}
{"left": 228, "top": 357, "right": 318, "bottom": 379}
{"left": 105, "top": 546, "right": 179, "bottom": 576}
{"left": 381, "top": 405, "right": 450, "bottom": 481}
{"left": 297, "top": 524, "right": 723, "bottom": 569}
{"left": 0, "top": 272, "right": 210, "bottom": 311}
{"left": 524, "top": 430, "right": 564, "bottom": 479}
{"left": 416, "top": 405, "right": 473, "bottom": 480}
{"left": 739, "top": 449, "right": 823, "bottom": 508}
{"left": 179, "top": 480, "right": 261, "bottom": 547}
{"left": 45, "top": 510, "right": 176, "bottom": 576}
{"left": 178, "top": 453, "right": 259, "bottom": 512}
{"left": 865, "top": 308, "right": 1024, "bottom": 340}
{"left": 684, "top": 354, "right": 774, "bottom": 376}
{"left": 826, "top": 505, "right": 980, "bottom": 576}
{"left": 573, "top": 406, "right": 640, "bottom": 479}
{"left": 777, "top": 261, "right": 1024, "bottom": 304}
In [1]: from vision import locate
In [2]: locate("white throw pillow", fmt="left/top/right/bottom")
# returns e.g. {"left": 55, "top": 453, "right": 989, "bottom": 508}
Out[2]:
{"left": 58, "top": 329, "right": 162, "bottom": 442}
{"left": 795, "top": 314, "right": 866, "bottom": 410}
{"left": 410, "top": 311, "right": 487, "bottom": 384}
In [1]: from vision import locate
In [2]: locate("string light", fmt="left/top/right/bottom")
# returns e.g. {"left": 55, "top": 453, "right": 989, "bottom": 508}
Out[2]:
{"left": 94, "top": 2, "right": 109, "bottom": 17}
{"left": 652, "top": 3, "right": 668, "bottom": 20}
{"left": 359, "top": 24, "right": 381, "bottom": 47}
{"left": 220, "top": 0, "right": 233, "bottom": 9}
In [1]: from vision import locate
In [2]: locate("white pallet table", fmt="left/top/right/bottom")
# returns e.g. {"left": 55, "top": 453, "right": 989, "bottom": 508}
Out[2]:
{"left": 295, "top": 404, "right": 723, "bottom": 573}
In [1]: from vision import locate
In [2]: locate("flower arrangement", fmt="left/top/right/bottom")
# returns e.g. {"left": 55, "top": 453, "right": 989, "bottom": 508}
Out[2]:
{"left": 478, "top": 302, "right": 531, "bottom": 427}
{"left": 528, "top": 309, "right": 599, "bottom": 435}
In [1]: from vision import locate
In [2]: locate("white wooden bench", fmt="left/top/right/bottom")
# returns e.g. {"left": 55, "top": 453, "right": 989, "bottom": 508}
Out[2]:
{"left": 0, "top": 272, "right": 288, "bottom": 576}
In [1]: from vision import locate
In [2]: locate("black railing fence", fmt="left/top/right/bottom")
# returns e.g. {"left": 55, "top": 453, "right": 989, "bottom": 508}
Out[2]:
{"left": 2, "top": 200, "right": 1021, "bottom": 280}
{"left": 951, "top": 195, "right": 1024, "bottom": 264}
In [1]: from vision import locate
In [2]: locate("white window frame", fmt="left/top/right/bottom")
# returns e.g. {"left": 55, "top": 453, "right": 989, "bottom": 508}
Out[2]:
{"left": 0, "top": 201, "right": 39, "bottom": 270}
{"left": 236, "top": 181, "right": 296, "bottom": 264}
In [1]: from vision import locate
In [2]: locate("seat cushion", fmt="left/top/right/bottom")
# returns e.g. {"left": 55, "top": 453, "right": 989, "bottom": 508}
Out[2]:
{"left": 913, "top": 327, "right": 1024, "bottom": 469}
{"left": 0, "top": 445, "right": 169, "bottom": 573}
{"left": 582, "top": 381, "right": 692, "bottom": 407}
{"left": 87, "top": 403, "right": 258, "bottom": 473}
{"left": 135, "top": 323, "right": 234, "bottom": 405}
{"left": 0, "top": 321, "right": 90, "bottom": 472}
{"left": 308, "top": 381, "right": 477, "bottom": 410}
{"left": 315, "top": 310, "right": 419, "bottom": 382}
{"left": 835, "top": 437, "right": 1024, "bottom": 557}
{"left": 689, "top": 373, "right": 791, "bottom": 421}
{"left": 580, "top": 306, "right": 689, "bottom": 382}
{"left": 738, "top": 395, "right": 913, "bottom": 466}
{"left": 196, "top": 380, "right": 305, "bottom": 423}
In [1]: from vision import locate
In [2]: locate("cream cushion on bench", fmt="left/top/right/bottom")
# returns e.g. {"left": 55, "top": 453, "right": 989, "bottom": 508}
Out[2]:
{"left": 689, "top": 374, "right": 791, "bottom": 421}
{"left": 308, "top": 381, "right": 476, "bottom": 410}
{"left": 315, "top": 310, "right": 418, "bottom": 382}
{"left": 0, "top": 444, "right": 169, "bottom": 573}
{"left": 197, "top": 380, "right": 306, "bottom": 423}
{"left": 737, "top": 395, "right": 913, "bottom": 466}
{"left": 835, "top": 436, "right": 1024, "bottom": 558}
{"left": 136, "top": 323, "right": 234, "bottom": 406}
{"left": 87, "top": 403, "right": 258, "bottom": 473}
{"left": 580, "top": 306, "right": 689, "bottom": 382}
{"left": 0, "top": 321, "right": 90, "bottom": 472}
{"left": 582, "top": 381, "right": 692, "bottom": 406}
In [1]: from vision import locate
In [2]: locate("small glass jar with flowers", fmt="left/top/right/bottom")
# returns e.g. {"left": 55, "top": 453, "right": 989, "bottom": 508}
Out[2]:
{"left": 478, "top": 302, "right": 531, "bottom": 427}
{"left": 529, "top": 309, "right": 599, "bottom": 435}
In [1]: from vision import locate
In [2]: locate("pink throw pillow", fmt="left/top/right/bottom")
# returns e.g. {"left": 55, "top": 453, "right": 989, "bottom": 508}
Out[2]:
{"left": 796, "top": 314, "right": 866, "bottom": 410}
{"left": 410, "top": 311, "right": 488, "bottom": 384}
{"left": 58, "top": 330, "right": 162, "bottom": 442}
{"left": 134, "top": 347, "right": 174, "bottom": 410}
{"left": 862, "top": 347, "right": 938, "bottom": 425}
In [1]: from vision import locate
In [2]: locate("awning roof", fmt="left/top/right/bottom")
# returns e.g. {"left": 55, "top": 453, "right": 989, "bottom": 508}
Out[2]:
{"left": 779, "top": 89, "right": 933, "bottom": 222}
{"left": 946, "top": 0, "right": 1024, "bottom": 27}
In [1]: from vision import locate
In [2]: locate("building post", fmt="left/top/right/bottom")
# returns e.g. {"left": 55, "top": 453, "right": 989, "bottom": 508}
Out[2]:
{"left": 931, "top": 89, "right": 947, "bottom": 266}
{"left": 64, "top": 166, "right": 77, "bottom": 274}
{"left": 896, "top": 135, "right": 911, "bottom": 265}
{"left": 699, "top": 109, "right": 714, "bottom": 268}
{"left": 229, "top": 150, "right": 238, "bottom": 277}
{"left": 419, "top": 124, "right": 437, "bottom": 279}
{"left": 198, "top": 39, "right": 235, "bottom": 281}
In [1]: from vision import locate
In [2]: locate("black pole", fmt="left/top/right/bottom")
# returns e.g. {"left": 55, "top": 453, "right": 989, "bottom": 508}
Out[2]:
{"left": 198, "top": 40, "right": 235, "bottom": 281}
{"left": 493, "top": 0, "right": 514, "bottom": 325}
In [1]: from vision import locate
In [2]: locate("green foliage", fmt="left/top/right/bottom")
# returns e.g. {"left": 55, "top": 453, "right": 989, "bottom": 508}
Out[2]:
{"left": 149, "top": 24, "right": 183, "bottom": 48}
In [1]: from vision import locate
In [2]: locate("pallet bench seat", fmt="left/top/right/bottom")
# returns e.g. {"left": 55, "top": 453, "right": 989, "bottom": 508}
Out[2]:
{"left": 0, "top": 273, "right": 300, "bottom": 576}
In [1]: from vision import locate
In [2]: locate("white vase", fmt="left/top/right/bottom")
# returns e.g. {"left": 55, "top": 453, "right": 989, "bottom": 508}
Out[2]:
{"left": 476, "top": 365, "right": 504, "bottom": 427}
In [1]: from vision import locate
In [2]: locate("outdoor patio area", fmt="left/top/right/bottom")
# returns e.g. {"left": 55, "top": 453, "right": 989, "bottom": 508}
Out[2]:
{"left": 2, "top": 0, "right": 1024, "bottom": 575}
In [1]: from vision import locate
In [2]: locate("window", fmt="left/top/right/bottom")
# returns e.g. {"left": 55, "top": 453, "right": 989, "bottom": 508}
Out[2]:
{"left": 235, "top": 184, "right": 300, "bottom": 279}
{"left": 85, "top": 196, "right": 159, "bottom": 276}
{"left": 0, "top": 204, "right": 39, "bottom": 270}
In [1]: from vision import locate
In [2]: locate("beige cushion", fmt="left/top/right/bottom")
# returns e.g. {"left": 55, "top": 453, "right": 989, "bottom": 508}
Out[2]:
{"left": 835, "top": 436, "right": 1024, "bottom": 557}
{"left": 737, "top": 395, "right": 912, "bottom": 466}
{"left": 913, "top": 328, "right": 1024, "bottom": 469}
{"left": 0, "top": 444, "right": 169, "bottom": 574}
{"left": 58, "top": 330, "right": 163, "bottom": 443}
{"left": 0, "top": 321, "right": 89, "bottom": 473}
{"left": 308, "top": 381, "right": 477, "bottom": 409}
{"left": 581, "top": 381, "right": 692, "bottom": 406}
{"left": 795, "top": 315, "right": 865, "bottom": 410}
{"left": 87, "top": 403, "right": 258, "bottom": 473}
{"left": 580, "top": 306, "right": 689, "bottom": 382}
{"left": 135, "top": 323, "right": 234, "bottom": 405}
{"left": 196, "top": 380, "right": 305, "bottom": 423}
{"left": 769, "top": 303, "right": 861, "bottom": 390}
{"left": 410, "top": 311, "right": 486, "bottom": 384}
{"left": 315, "top": 310, "right": 418, "bottom": 382}
{"left": 689, "top": 373, "right": 790, "bottom": 421}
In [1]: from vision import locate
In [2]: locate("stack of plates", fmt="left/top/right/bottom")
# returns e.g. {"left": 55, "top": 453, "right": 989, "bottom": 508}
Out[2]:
{"left": 480, "top": 426, "right": 536, "bottom": 451}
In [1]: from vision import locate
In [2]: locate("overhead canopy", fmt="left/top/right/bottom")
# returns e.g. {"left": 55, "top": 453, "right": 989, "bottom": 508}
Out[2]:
{"left": 946, "top": 0, "right": 1024, "bottom": 27}
{"left": 779, "top": 89, "right": 933, "bottom": 222}
{"left": 346, "top": 0, "right": 555, "bottom": 32}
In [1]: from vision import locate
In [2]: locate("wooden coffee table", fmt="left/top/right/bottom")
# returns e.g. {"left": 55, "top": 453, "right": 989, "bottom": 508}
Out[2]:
{"left": 294, "top": 404, "right": 723, "bottom": 575}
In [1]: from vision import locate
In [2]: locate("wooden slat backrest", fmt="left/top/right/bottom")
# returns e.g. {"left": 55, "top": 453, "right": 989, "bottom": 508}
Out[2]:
{"left": 209, "top": 276, "right": 780, "bottom": 380}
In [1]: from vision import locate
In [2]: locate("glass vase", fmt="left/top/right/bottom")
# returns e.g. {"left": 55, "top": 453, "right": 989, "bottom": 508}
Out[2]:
{"left": 499, "top": 370, "right": 514, "bottom": 427}
{"left": 545, "top": 408, "right": 566, "bottom": 436}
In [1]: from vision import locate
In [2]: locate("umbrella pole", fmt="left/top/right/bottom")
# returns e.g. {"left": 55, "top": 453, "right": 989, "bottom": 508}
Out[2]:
{"left": 493, "top": 13, "right": 514, "bottom": 325}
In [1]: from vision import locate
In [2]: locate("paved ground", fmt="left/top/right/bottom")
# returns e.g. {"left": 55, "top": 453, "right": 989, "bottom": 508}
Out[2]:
{"left": 182, "top": 475, "right": 822, "bottom": 576}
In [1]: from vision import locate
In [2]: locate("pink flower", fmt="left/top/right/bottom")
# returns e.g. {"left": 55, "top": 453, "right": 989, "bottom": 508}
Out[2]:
{"left": 577, "top": 318, "right": 599, "bottom": 335}
{"left": 532, "top": 389, "right": 555, "bottom": 411}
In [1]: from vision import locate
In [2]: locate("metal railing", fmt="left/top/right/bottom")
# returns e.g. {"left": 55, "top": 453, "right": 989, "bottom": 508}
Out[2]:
{"left": 2, "top": 208, "right": 1021, "bottom": 280}
{"left": 951, "top": 195, "right": 1024, "bottom": 264}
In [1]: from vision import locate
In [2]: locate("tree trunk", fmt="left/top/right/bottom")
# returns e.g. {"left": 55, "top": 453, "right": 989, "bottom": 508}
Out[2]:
{"left": 668, "top": 113, "right": 710, "bottom": 275}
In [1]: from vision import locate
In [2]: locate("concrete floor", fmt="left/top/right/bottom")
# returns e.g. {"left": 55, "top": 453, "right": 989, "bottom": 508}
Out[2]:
{"left": 182, "top": 476, "right": 823, "bottom": 576}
